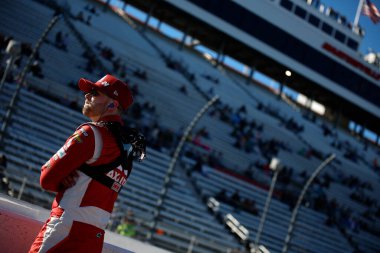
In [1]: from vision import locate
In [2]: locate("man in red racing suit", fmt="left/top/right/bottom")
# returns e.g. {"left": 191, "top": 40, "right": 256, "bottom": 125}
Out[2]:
{"left": 29, "top": 74, "right": 145, "bottom": 253}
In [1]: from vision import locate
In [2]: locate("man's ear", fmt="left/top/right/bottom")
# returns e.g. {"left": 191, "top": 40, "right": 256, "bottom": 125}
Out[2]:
{"left": 108, "top": 100, "right": 119, "bottom": 109}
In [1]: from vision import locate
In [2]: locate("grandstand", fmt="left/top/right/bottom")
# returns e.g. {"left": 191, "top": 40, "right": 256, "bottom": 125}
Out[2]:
{"left": 0, "top": 0, "right": 379, "bottom": 253}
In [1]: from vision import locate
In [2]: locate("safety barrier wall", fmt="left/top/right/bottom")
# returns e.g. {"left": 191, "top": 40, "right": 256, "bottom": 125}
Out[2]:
{"left": 0, "top": 193, "right": 172, "bottom": 253}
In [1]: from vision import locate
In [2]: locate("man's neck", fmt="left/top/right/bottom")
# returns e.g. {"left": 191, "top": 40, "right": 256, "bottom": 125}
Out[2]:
{"left": 91, "top": 113, "right": 121, "bottom": 123}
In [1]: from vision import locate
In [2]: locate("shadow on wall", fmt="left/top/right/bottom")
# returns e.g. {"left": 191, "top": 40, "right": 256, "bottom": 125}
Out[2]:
{"left": 0, "top": 194, "right": 135, "bottom": 253}
{"left": 0, "top": 209, "right": 42, "bottom": 253}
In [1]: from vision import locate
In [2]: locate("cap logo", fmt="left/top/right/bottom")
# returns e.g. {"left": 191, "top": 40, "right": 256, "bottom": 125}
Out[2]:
{"left": 98, "top": 75, "right": 107, "bottom": 82}
{"left": 114, "top": 90, "right": 119, "bottom": 96}
{"left": 101, "top": 81, "right": 110, "bottom": 86}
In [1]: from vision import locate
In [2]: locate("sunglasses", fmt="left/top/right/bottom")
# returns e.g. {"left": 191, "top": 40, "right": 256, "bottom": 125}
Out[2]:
{"left": 88, "top": 89, "right": 99, "bottom": 96}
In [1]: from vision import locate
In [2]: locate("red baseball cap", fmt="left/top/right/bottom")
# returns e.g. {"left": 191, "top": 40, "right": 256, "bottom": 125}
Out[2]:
{"left": 78, "top": 74, "right": 133, "bottom": 110}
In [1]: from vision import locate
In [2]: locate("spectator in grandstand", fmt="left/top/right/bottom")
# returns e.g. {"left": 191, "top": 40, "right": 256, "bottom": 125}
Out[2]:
{"left": 86, "top": 15, "right": 92, "bottom": 26}
{"left": 324, "top": 198, "right": 339, "bottom": 226}
{"left": 19, "top": 42, "right": 44, "bottom": 65}
{"left": 373, "top": 158, "right": 379, "bottom": 171}
{"left": 242, "top": 198, "right": 259, "bottom": 215}
{"left": 278, "top": 166, "right": 293, "bottom": 185}
{"left": 231, "top": 190, "right": 241, "bottom": 208}
{"left": 0, "top": 33, "right": 8, "bottom": 51}
{"left": 75, "top": 11, "right": 85, "bottom": 22}
{"left": 130, "top": 84, "right": 140, "bottom": 97}
{"left": 196, "top": 127, "right": 210, "bottom": 139}
{"left": 280, "top": 189, "right": 297, "bottom": 209}
{"left": 80, "top": 50, "right": 98, "bottom": 74}
{"left": 60, "top": 33, "right": 69, "bottom": 51}
{"left": 85, "top": 4, "right": 99, "bottom": 16}
{"left": 191, "top": 157, "right": 203, "bottom": 173}
{"left": 283, "top": 117, "right": 304, "bottom": 134}
{"left": 201, "top": 73, "right": 219, "bottom": 84}
{"left": 207, "top": 87, "right": 215, "bottom": 97}
{"left": 119, "top": 62, "right": 127, "bottom": 78}
{"left": 179, "top": 84, "right": 188, "bottom": 95}
{"left": 129, "top": 101, "right": 143, "bottom": 120}
{"left": 29, "top": 74, "right": 146, "bottom": 253}
{"left": 321, "top": 122, "right": 333, "bottom": 136}
{"left": 0, "top": 64, "right": 16, "bottom": 84}
{"left": 55, "top": 31, "right": 64, "bottom": 50}
{"left": 29, "top": 60, "right": 44, "bottom": 79}
{"left": 95, "top": 41, "right": 103, "bottom": 50}
{"left": 0, "top": 153, "right": 7, "bottom": 168}
{"left": 20, "top": 42, "right": 33, "bottom": 57}
{"left": 216, "top": 189, "right": 228, "bottom": 202}
{"left": 192, "top": 133, "right": 211, "bottom": 151}
{"left": 0, "top": 34, "right": 13, "bottom": 52}
{"left": 116, "top": 210, "right": 136, "bottom": 238}
{"left": 321, "top": 172, "right": 332, "bottom": 188}
{"left": 132, "top": 68, "right": 148, "bottom": 80}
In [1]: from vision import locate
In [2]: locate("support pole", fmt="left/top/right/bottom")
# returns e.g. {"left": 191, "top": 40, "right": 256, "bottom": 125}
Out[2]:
{"left": 246, "top": 66, "right": 255, "bottom": 84}
{"left": 17, "top": 177, "right": 27, "bottom": 200}
{"left": 157, "top": 19, "right": 162, "bottom": 31}
{"left": 179, "top": 26, "right": 190, "bottom": 51}
{"left": 353, "top": 0, "right": 365, "bottom": 28}
{"left": 0, "top": 40, "right": 21, "bottom": 93}
{"left": 187, "top": 236, "right": 196, "bottom": 253}
{"left": 149, "top": 95, "right": 219, "bottom": 239}
{"left": 334, "top": 108, "right": 341, "bottom": 129}
{"left": 360, "top": 123, "right": 366, "bottom": 138}
{"left": 215, "top": 41, "right": 225, "bottom": 66}
{"left": 281, "top": 154, "right": 336, "bottom": 253}
{"left": 142, "top": 3, "right": 156, "bottom": 32}
{"left": 254, "top": 167, "right": 280, "bottom": 246}
{"left": 103, "top": 0, "right": 111, "bottom": 12}
{"left": 278, "top": 82, "right": 284, "bottom": 99}
{"left": 0, "top": 56, "right": 16, "bottom": 93}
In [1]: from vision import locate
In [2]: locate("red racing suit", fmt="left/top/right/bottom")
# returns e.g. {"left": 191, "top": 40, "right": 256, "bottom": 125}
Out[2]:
{"left": 29, "top": 115, "right": 129, "bottom": 253}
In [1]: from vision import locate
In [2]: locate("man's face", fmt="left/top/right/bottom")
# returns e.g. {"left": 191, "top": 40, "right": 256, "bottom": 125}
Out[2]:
{"left": 82, "top": 89, "right": 111, "bottom": 120}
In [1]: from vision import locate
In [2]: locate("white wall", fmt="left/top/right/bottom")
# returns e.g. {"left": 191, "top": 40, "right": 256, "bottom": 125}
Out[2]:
{"left": 0, "top": 193, "right": 172, "bottom": 253}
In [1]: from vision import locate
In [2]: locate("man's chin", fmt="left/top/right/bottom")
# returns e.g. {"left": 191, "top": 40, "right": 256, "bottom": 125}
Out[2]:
{"left": 82, "top": 106, "right": 92, "bottom": 117}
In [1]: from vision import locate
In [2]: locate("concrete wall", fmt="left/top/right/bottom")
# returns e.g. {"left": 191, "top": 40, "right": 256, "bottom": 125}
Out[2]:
{"left": 0, "top": 193, "right": 172, "bottom": 253}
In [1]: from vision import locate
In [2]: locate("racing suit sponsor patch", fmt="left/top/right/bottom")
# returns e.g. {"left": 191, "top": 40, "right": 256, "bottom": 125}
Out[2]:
{"left": 106, "top": 168, "right": 127, "bottom": 193}
{"left": 106, "top": 170, "right": 127, "bottom": 185}
{"left": 111, "top": 182, "right": 121, "bottom": 192}
{"left": 64, "top": 131, "right": 87, "bottom": 150}
{"left": 57, "top": 147, "right": 66, "bottom": 158}
{"left": 44, "top": 161, "right": 51, "bottom": 169}
{"left": 80, "top": 128, "right": 88, "bottom": 136}
{"left": 73, "top": 134, "right": 82, "bottom": 144}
